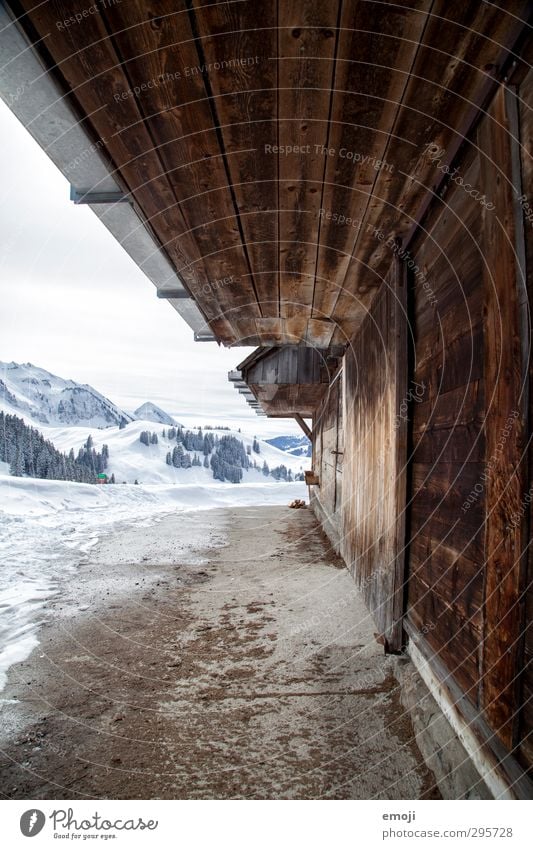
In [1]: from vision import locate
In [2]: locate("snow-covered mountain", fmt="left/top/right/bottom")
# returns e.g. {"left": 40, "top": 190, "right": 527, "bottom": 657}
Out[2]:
{"left": 133, "top": 402, "right": 179, "bottom": 427}
{"left": 0, "top": 361, "right": 132, "bottom": 428}
{"left": 40, "top": 421, "right": 307, "bottom": 485}
{"left": 266, "top": 434, "right": 312, "bottom": 458}
{"left": 0, "top": 360, "right": 309, "bottom": 486}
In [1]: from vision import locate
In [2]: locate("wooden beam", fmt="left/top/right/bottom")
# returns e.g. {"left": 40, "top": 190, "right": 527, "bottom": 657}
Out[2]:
{"left": 478, "top": 84, "right": 528, "bottom": 749}
{"left": 313, "top": 0, "right": 430, "bottom": 322}
{"left": 389, "top": 255, "right": 408, "bottom": 653}
{"left": 294, "top": 414, "right": 312, "bottom": 440}
{"left": 191, "top": 0, "right": 279, "bottom": 324}
{"left": 278, "top": 0, "right": 340, "bottom": 320}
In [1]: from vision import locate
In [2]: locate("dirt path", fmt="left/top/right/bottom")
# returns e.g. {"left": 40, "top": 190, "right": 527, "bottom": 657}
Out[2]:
{"left": 0, "top": 506, "right": 440, "bottom": 799}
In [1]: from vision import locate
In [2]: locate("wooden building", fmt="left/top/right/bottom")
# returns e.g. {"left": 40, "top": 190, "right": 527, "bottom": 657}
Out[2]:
{"left": 0, "top": 0, "right": 531, "bottom": 797}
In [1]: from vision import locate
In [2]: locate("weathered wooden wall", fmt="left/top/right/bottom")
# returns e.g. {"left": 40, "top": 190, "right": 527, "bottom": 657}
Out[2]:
{"left": 517, "top": 66, "right": 533, "bottom": 776}
{"left": 405, "top": 79, "right": 529, "bottom": 760}
{"left": 311, "top": 373, "right": 343, "bottom": 549}
{"left": 405, "top": 144, "right": 487, "bottom": 707}
{"left": 312, "top": 260, "right": 407, "bottom": 651}
{"left": 340, "top": 263, "right": 407, "bottom": 651}
{"left": 240, "top": 346, "right": 334, "bottom": 417}
{"left": 311, "top": 73, "right": 532, "bottom": 781}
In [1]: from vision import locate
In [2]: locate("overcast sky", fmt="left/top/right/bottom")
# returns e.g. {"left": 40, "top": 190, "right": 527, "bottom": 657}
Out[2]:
{"left": 0, "top": 99, "right": 300, "bottom": 438}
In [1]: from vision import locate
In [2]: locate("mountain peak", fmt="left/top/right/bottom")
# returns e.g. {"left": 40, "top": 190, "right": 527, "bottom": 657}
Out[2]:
{"left": 0, "top": 360, "right": 133, "bottom": 429}
{"left": 133, "top": 402, "right": 179, "bottom": 427}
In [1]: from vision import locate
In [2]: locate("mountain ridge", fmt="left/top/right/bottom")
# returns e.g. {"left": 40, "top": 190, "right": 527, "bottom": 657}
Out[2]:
{"left": 0, "top": 362, "right": 182, "bottom": 430}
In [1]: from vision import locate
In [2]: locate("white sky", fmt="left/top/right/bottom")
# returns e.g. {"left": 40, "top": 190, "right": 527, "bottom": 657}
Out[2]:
{"left": 0, "top": 99, "right": 300, "bottom": 438}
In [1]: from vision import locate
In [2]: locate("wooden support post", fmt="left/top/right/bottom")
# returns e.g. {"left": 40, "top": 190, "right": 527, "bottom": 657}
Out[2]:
{"left": 478, "top": 85, "right": 528, "bottom": 749}
{"left": 294, "top": 413, "right": 312, "bottom": 440}
{"left": 389, "top": 255, "right": 409, "bottom": 652}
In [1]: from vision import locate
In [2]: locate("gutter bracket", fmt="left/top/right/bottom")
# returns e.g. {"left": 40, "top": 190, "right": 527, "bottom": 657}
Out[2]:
{"left": 70, "top": 186, "right": 131, "bottom": 205}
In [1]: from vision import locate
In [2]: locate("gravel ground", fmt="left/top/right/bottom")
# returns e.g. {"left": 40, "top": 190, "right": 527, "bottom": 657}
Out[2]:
{"left": 0, "top": 506, "right": 440, "bottom": 800}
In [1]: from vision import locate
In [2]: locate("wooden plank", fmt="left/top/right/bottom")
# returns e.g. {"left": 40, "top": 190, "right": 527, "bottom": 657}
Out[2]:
{"left": 294, "top": 414, "right": 312, "bottom": 440}
{"left": 517, "top": 64, "right": 533, "bottom": 777}
{"left": 254, "top": 318, "right": 287, "bottom": 345}
{"left": 409, "top": 500, "right": 485, "bottom": 571}
{"left": 414, "top": 324, "right": 484, "bottom": 396}
{"left": 313, "top": 0, "right": 431, "bottom": 321}
{"left": 412, "top": 381, "right": 485, "bottom": 434}
{"left": 408, "top": 534, "right": 484, "bottom": 621}
{"left": 278, "top": 0, "right": 340, "bottom": 320}
{"left": 408, "top": 580, "right": 481, "bottom": 703}
{"left": 412, "top": 428, "right": 485, "bottom": 465}
{"left": 403, "top": 106, "right": 490, "bottom": 707}
{"left": 314, "top": 267, "right": 405, "bottom": 647}
{"left": 284, "top": 315, "right": 310, "bottom": 345}
{"left": 102, "top": 1, "right": 259, "bottom": 330}
{"left": 390, "top": 258, "right": 408, "bottom": 651}
{"left": 304, "top": 318, "right": 335, "bottom": 348}
{"left": 478, "top": 85, "right": 528, "bottom": 749}
{"left": 190, "top": 0, "right": 278, "bottom": 325}
{"left": 336, "top": 0, "right": 530, "bottom": 310}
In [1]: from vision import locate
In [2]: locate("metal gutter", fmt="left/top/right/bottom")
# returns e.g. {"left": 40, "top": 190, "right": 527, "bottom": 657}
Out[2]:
{"left": 0, "top": 2, "right": 211, "bottom": 340}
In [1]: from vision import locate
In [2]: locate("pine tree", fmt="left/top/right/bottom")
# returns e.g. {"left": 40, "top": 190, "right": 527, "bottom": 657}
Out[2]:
{"left": 253, "top": 437, "right": 260, "bottom": 454}
{"left": 166, "top": 451, "right": 172, "bottom": 466}
{"left": 150, "top": 432, "right": 158, "bottom": 445}
{"left": 9, "top": 447, "right": 24, "bottom": 477}
{"left": 172, "top": 444, "right": 184, "bottom": 468}
{"left": 270, "top": 464, "right": 288, "bottom": 481}
{"left": 262, "top": 460, "right": 269, "bottom": 476}
{"left": 0, "top": 412, "right": 107, "bottom": 484}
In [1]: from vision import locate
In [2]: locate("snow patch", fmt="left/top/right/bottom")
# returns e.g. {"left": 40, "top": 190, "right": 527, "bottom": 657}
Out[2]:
{"left": 0, "top": 475, "right": 306, "bottom": 691}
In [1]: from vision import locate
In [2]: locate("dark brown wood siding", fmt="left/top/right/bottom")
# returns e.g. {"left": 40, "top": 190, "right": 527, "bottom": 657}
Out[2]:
{"left": 405, "top": 147, "right": 486, "bottom": 705}
{"left": 405, "top": 79, "right": 530, "bottom": 761}
{"left": 517, "top": 66, "right": 533, "bottom": 776}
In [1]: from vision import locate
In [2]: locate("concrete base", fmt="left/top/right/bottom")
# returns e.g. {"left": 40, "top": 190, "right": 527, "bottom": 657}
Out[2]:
{"left": 393, "top": 657, "right": 492, "bottom": 799}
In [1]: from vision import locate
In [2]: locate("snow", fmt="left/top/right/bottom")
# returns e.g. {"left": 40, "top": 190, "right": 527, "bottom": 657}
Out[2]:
{"left": 38, "top": 420, "right": 308, "bottom": 485}
{"left": 0, "top": 474, "right": 307, "bottom": 691}
{"left": 0, "top": 363, "right": 312, "bottom": 690}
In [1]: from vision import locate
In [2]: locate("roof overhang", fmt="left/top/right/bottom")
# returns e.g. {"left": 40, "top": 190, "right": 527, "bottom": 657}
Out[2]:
{"left": 1, "top": 1, "right": 530, "bottom": 349}
{"left": 229, "top": 345, "right": 341, "bottom": 417}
